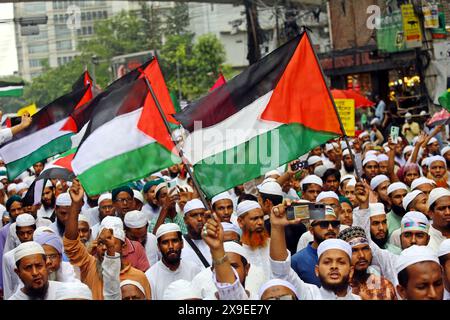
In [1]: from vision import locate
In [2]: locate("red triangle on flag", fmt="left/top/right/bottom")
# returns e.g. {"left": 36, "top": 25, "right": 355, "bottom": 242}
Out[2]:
{"left": 209, "top": 73, "right": 226, "bottom": 92}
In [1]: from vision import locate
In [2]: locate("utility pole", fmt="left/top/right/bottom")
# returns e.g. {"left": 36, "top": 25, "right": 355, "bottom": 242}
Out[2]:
{"left": 244, "top": 0, "right": 262, "bottom": 64}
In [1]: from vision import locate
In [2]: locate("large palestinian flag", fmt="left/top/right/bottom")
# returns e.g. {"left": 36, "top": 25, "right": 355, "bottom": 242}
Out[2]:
{"left": 174, "top": 32, "right": 343, "bottom": 198}
{"left": 0, "top": 74, "right": 92, "bottom": 180}
{"left": 72, "top": 59, "right": 180, "bottom": 196}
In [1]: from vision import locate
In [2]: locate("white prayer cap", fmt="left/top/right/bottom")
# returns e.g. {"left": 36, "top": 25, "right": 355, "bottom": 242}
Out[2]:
{"left": 78, "top": 214, "right": 90, "bottom": 226}
{"left": 340, "top": 174, "right": 355, "bottom": 184}
{"left": 44, "top": 180, "right": 53, "bottom": 188}
{"left": 14, "top": 241, "right": 45, "bottom": 263}
{"left": 427, "top": 137, "right": 438, "bottom": 145}
{"left": 258, "top": 279, "right": 299, "bottom": 299}
{"left": 56, "top": 193, "right": 72, "bottom": 207}
{"left": 120, "top": 280, "right": 146, "bottom": 297}
{"left": 33, "top": 226, "right": 54, "bottom": 238}
{"left": 16, "top": 182, "right": 27, "bottom": 192}
{"left": 365, "top": 150, "right": 378, "bottom": 157}
{"left": 377, "top": 154, "right": 388, "bottom": 163}
{"left": 56, "top": 282, "right": 92, "bottom": 300}
{"left": 316, "top": 191, "right": 339, "bottom": 203}
{"left": 420, "top": 111, "right": 427, "bottom": 116}
{"left": 342, "top": 149, "right": 350, "bottom": 157}
{"left": 396, "top": 245, "right": 439, "bottom": 275}
{"left": 133, "top": 190, "right": 144, "bottom": 204}
{"left": 370, "top": 175, "right": 389, "bottom": 191}
{"left": 224, "top": 241, "right": 249, "bottom": 261}
{"left": 317, "top": 239, "right": 352, "bottom": 260}
{"left": 314, "top": 165, "right": 327, "bottom": 178}
{"left": 155, "top": 182, "right": 168, "bottom": 196}
{"left": 221, "top": 222, "right": 242, "bottom": 237}
{"left": 403, "top": 146, "right": 414, "bottom": 155}
{"left": 411, "top": 177, "right": 436, "bottom": 191}
{"left": 370, "top": 117, "right": 380, "bottom": 125}
{"left": 401, "top": 211, "right": 430, "bottom": 234}
{"left": 0, "top": 176, "right": 6, "bottom": 182}
{"left": 257, "top": 179, "right": 283, "bottom": 197}
{"left": 301, "top": 175, "right": 323, "bottom": 189}
{"left": 124, "top": 210, "right": 148, "bottom": 229}
{"left": 7, "top": 183, "right": 17, "bottom": 193}
{"left": 387, "top": 182, "right": 408, "bottom": 195}
{"left": 362, "top": 155, "right": 379, "bottom": 167}
{"left": 100, "top": 216, "right": 124, "bottom": 230}
{"left": 264, "top": 170, "right": 281, "bottom": 179}
{"left": 307, "top": 156, "right": 322, "bottom": 166}
{"left": 405, "top": 112, "right": 412, "bottom": 119}
{"left": 438, "top": 239, "right": 450, "bottom": 258}
{"left": 369, "top": 203, "right": 386, "bottom": 217}
{"left": 155, "top": 223, "right": 181, "bottom": 239}
{"left": 163, "top": 279, "right": 201, "bottom": 300}
{"left": 0, "top": 182, "right": 3, "bottom": 191}
{"left": 428, "top": 155, "right": 446, "bottom": 168}
{"left": 421, "top": 157, "right": 431, "bottom": 167}
{"left": 98, "top": 193, "right": 112, "bottom": 205}
{"left": 325, "top": 143, "right": 336, "bottom": 153}
{"left": 402, "top": 190, "right": 423, "bottom": 211}
{"left": 16, "top": 213, "right": 36, "bottom": 227}
{"left": 183, "top": 199, "right": 206, "bottom": 215}
{"left": 428, "top": 187, "right": 450, "bottom": 208}
{"left": 236, "top": 200, "right": 261, "bottom": 218}
{"left": 441, "top": 146, "right": 450, "bottom": 157}
{"left": 99, "top": 226, "right": 125, "bottom": 242}
{"left": 211, "top": 192, "right": 233, "bottom": 207}
{"left": 359, "top": 131, "right": 369, "bottom": 139}
{"left": 346, "top": 178, "right": 356, "bottom": 187}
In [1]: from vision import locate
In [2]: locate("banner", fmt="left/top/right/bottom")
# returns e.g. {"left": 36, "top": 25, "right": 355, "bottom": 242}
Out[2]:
{"left": 401, "top": 4, "right": 422, "bottom": 48}
{"left": 334, "top": 99, "right": 355, "bottom": 137}
{"left": 423, "top": 4, "right": 439, "bottom": 29}
{"left": 17, "top": 103, "right": 38, "bottom": 116}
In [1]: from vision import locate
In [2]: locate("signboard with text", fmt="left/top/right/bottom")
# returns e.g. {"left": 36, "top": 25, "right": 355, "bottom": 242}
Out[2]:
{"left": 334, "top": 99, "right": 355, "bottom": 137}
{"left": 401, "top": 4, "right": 422, "bottom": 48}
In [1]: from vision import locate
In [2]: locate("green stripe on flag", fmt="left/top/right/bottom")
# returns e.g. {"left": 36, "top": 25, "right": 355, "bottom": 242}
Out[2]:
{"left": 0, "top": 87, "right": 24, "bottom": 97}
{"left": 438, "top": 90, "right": 450, "bottom": 112}
{"left": 193, "top": 123, "right": 338, "bottom": 198}
{"left": 78, "top": 142, "right": 180, "bottom": 196}
{"left": 6, "top": 133, "right": 73, "bottom": 180}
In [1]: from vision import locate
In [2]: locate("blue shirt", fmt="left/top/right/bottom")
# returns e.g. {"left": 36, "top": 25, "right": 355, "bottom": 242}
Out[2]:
{"left": 291, "top": 242, "right": 321, "bottom": 287}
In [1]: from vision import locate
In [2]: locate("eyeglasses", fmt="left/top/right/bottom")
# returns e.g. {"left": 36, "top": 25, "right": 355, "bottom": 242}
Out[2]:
{"left": 100, "top": 205, "right": 114, "bottom": 210}
{"left": 266, "top": 294, "right": 297, "bottom": 300}
{"left": 45, "top": 254, "right": 60, "bottom": 261}
{"left": 115, "top": 198, "right": 131, "bottom": 204}
{"left": 311, "top": 220, "right": 340, "bottom": 229}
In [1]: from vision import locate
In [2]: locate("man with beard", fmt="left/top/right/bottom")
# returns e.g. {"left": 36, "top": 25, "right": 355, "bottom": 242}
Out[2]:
{"left": 386, "top": 182, "right": 408, "bottom": 234}
{"left": 49, "top": 193, "right": 72, "bottom": 238}
{"left": 338, "top": 226, "right": 397, "bottom": 300}
{"left": 427, "top": 156, "right": 449, "bottom": 188}
{"left": 90, "top": 193, "right": 115, "bottom": 239}
{"left": 180, "top": 199, "right": 212, "bottom": 269}
{"left": 340, "top": 149, "right": 355, "bottom": 177}
{"left": 64, "top": 179, "right": 151, "bottom": 300}
{"left": 78, "top": 214, "right": 92, "bottom": 246}
{"left": 362, "top": 155, "right": 380, "bottom": 183}
{"left": 112, "top": 186, "right": 134, "bottom": 221}
{"left": 142, "top": 179, "right": 164, "bottom": 221}
{"left": 322, "top": 169, "right": 341, "bottom": 194}
{"left": 396, "top": 245, "right": 444, "bottom": 300}
{"left": 370, "top": 175, "right": 391, "bottom": 212}
{"left": 292, "top": 202, "right": 340, "bottom": 286}
{"left": 268, "top": 203, "right": 360, "bottom": 299}
{"left": 124, "top": 210, "right": 159, "bottom": 266}
{"left": 368, "top": 203, "right": 401, "bottom": 254}
{"left": 411, "top": 177, "right": 436, "bottom": 199}
{"left": 211, "top": 192, "right": 236, "bottom": 224}
{"left": 145, "top": 223, "right": 201, "bottom": 300}
{"left": 236, "top": 200, "right": 271, "bottom": 283}
{"left": 377, "top": 154, "right": 389, "bottom": 175}
{"left": 300, "top": 175, "right": 323, "bottom": 202}
{"left": 427, "top": 188, "right": 450, "bottom": 252}
{"left": 37, "top": 181, "right": 56, "bottom": 221}
{"left": 9, "top": 241, "right": 66, "bottom": 300}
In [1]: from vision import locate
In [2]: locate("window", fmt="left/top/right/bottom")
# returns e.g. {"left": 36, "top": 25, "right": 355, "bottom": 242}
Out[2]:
{"left": 103, "top": 11, "right": 108, "bottom": 19}
{"left": 28, "top": 29, "right": 48, "bottom": 41}
{"left": 28, "top": 43, "right": 48, "bottom": 54}
{"left": 56, "top": 40, "right": 72, "bottom": 51}
{"left": 57, "top": 57, "right": 62, "bottom": 66}
{"left": 87, "top": 26, "right": 93, "bottom": 34}
{"left": 29, "top": 59, "right": 42, "bottom": 68}
{"left": 86, "top": 12, "right": 92, "bottom": 21}
{"left": 55, "top": 26, "right": 71, "bottom": 38}
{"left": 81, "top": 12, "right": 85, "bottom": 21}
{"left": 23, "top": 2, "right": 46, "bottom": 14}
{"left": 93, "top": 12, "right": 97, "bottom": 20}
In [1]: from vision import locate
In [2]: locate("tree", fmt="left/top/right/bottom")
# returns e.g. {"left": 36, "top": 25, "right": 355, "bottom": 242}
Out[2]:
{"left": 163, "top": 2, "right": 191, "bottom": 36}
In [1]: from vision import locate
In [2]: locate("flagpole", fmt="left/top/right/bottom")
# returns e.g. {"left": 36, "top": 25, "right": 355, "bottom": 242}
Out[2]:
{"left": 304, "top": 29, "right": 362, "bottom": 181}
{"left": 142, "top": 75, "right": 211, "bottom": 210}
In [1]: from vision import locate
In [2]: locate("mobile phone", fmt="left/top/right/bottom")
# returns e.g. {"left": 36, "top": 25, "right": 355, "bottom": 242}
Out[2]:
{"left": 291, "top": 160, "right": 308, "bottom": 171}
{"left": 286, "top": 203, "right": 326, "bottom": 220}
{"left": 390, "top": 126, "right": 399, "bottom": 144}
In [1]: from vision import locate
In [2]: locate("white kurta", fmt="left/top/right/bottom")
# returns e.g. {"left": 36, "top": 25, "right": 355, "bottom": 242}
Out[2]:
{"left": 145, "top": 259, "right": 202, "bottom": 300}
{"left": 142, "top": 204, "right": 160, "bottom": 222}
{"left": 8, "top": 280, "right": 65, "bottom": 300}
{"left": 37, "top": 206, "right": 54, "bottom": 220}
{"left": 144, "top": 232, "right": 160, "bottom": 267}
{"left": 181, "top": 238, "right": 212, "bottom": 269}
{"left": 242, "top": 243, "right": 271, "bottom": 284}
{"left": 427, "top": 225, "right": 447, "bottom": 253}
{"left": 4, "top": 217, "right": 52, "bottom": 253}
{"left": 81, "top": 207, "right": 100, "bottom": 227}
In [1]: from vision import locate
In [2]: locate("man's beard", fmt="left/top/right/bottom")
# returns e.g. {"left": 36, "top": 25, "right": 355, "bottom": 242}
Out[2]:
{"left": 391, "top": 204, "right": 406, "bottom": 217}
{"left": 169, "top": 171, "right": 178, "bottom": 178}
{"left": 163, "top": 249, "right": 182, "bottom": 265}
{"left": 428, "top": 172, "right": 449, "bottom": 188}
{"left": 188, "top": 224, "right": 203, "bottom": 240}
{"left": 149, "top": 202, "right": 159, "bottom": 210}
{"left": 87, "top": 197, "right": 98, "bottom": 208}
{"left": 314, "top": 230, "right": 337, "bottom": 245}
{"left": 26, "top": 282, "right": 49, "bottom": 300}
{"left": 371, "top": 232, "right": 388, "bottom": 247}
{"left": 241, "top": 228, "right": 269, "bottom": 249}
{"left": 319, "top": 273, "right": 350, "bottom": 294}
{"left": 43, "top": 197, "right": 55, "bottom": 210}
{"left": 344, "top": 163, "right": 354, "bottom": 173}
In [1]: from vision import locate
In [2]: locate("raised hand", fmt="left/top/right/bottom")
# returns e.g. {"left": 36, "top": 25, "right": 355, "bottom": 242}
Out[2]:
{"left": 270, "top": 199, "right": 302, "bottom": 228}
{"left": 355, "top": 180, "right": 370, "bottom": 209}
{"left": 69, "top": 178, "right": 84, "bottom": 204}
{"left": 202, "top": 213, "right": 224, "bottom": 252}
{"left": 20, "top": 113, "right": 32, "bottom": 129}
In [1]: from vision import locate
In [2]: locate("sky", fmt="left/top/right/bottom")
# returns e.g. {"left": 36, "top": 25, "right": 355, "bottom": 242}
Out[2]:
{"left": 0, "top": 3, "right": 18, "bottom": 77}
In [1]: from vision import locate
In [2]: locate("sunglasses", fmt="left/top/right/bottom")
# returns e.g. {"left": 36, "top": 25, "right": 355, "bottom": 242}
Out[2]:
{"left": 311, "top": 220, "right": 340, "bottom": 229}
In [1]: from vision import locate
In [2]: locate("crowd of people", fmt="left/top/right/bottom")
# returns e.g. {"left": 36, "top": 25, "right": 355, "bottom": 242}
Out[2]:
{"left": 0, "top": 106, "right": 449, "bottom": 301}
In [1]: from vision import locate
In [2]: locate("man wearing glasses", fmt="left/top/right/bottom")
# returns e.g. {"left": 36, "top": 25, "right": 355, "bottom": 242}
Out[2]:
{"left": 112, "top": 186, "right": 134, "bottom": 221}
{"left": 291, "top": 192, "right": 341, "bottom": 287}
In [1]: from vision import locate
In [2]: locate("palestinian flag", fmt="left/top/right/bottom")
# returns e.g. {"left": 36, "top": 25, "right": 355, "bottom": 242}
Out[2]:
{"left": 72, "top": 58, "right": 180, "bottom": 196}
{"left": 174, "top": 32, "right": 343, "bottom": 198}
{"left": 209, "top": 73, "right": 226, "bottom": 92}
{"left": 0, "top": 73, "right": 93, "bottom": 180}
{"left": 0, "top": 81, "right": 24, "bottom": 97}
{"left": 438, "top": 89, "right": 450, "bottom": 112}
